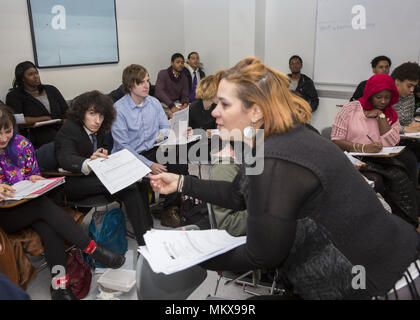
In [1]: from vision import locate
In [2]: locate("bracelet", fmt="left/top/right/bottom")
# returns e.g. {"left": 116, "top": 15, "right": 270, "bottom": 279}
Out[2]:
{"left": 361, "top": 144, "right": 365, "bottom": 153}
{"left": 353, "top": 142, "right": 356, "bottom": 152}
{"left": 177, "top": 175, "right": 184, "bottom": 193}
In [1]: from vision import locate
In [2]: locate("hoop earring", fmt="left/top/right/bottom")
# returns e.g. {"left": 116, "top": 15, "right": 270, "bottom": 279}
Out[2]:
{"left": 243, "top": 125, "right": 256, "bottom": 140}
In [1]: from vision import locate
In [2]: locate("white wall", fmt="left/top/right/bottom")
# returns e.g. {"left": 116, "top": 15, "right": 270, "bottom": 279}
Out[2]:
{"left": 264, "top": 0, "right": 317, "bottom": 78}
{"left": 0, "top": 0, "right": 349, "bottom": 132}
{"left": 183, "top": 0, "right": 230, "bottom": 75}
{"left": 184, "top": 0, "right": 256, "bottom": 75}
{"left": 0, "top": 0, "right": 185, "bottom": 101}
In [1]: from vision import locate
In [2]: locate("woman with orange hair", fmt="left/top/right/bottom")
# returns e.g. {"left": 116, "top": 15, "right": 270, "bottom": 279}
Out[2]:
{"left": 150, "top": 57, "right": 420, "bottom": 300}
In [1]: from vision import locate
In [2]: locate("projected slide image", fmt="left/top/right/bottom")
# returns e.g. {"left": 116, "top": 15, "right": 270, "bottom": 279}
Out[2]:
{"left": 27, "top": 0, "right": 119, "bottom": 68}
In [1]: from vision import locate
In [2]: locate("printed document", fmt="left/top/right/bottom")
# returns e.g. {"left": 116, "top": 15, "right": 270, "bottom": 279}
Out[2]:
{"left": 344, "top": 151, "right": 364, "bottom": 166}
{"left": 14, "top": 113, "right": 26, "bottom": 125}
{"left": 349, "top": 146, "right": 405, "bottom": 157}
{"left": 155, "top": 107, "right": 201, "bottom": 146}
{"left": 87, "top": 149, "right": 151, "bottom": 194}
{"left": 33, "top": 119, "right": 62, "bottom": 127}
{"left": 138, "top": 229, "right": 246, "bottom": 275}
{"left": 7, "top": 177, "right": 65, "bottom": 200}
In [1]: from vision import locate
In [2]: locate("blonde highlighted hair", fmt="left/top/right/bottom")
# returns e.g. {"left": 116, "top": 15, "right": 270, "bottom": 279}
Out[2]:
{"left": 215, "top": 57, "right": 312, "bottom": 136}
{"left": 195, "top": 75, "right": 217, "bottom": 100}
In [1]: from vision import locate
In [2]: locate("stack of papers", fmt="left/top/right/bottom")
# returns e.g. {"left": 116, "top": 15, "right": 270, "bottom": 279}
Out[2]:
{"left": 138, "top": 229, "right": 246, "bottom": 275}
{"left": 7, "top": 177, "right": 65, "bottom": 200}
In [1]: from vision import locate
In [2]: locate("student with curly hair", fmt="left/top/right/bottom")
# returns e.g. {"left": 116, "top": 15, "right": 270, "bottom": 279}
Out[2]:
{"left": 54, "top": 90, "right": 152, "bottom": 246}
{"left": 0, "top": 104, "right": 125, "bottom": 300}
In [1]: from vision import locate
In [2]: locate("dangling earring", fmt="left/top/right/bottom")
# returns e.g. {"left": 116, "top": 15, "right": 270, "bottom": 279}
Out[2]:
{"left": 243, "top": 123, "right": 256, "bottom": 140}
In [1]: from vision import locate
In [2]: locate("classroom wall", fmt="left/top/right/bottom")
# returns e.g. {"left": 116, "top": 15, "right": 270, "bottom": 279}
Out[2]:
{"left": 0, "top": 0, "right": 186, "bottom": 101}
{"left": 0, "top": 0, "right": 348, "bottom": 132}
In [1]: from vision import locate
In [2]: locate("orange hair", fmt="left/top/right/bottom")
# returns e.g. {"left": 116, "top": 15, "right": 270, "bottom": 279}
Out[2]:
{"left": 215, "top": 57, "right": 311, "bottom": 136}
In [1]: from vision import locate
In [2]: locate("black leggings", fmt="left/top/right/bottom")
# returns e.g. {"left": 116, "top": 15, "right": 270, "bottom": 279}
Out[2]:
{"left": 0, "top": 196, "right": 90, "bottom": 275}
{"left": 64, "top": 175, "right": 152, "bottom": 246}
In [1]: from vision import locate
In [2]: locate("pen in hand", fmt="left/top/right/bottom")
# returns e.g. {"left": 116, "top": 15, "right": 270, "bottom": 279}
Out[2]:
{"left": 366, "top": 135, "right": 376, "bottom": 144}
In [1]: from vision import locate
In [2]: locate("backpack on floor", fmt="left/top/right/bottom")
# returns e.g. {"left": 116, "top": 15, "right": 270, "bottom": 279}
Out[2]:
{"left": 87, "top": 207, "right": 128, "bottom": 268}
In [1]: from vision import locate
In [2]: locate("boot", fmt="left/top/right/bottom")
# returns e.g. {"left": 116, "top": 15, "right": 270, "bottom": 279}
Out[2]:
{"left": 51, "top": 286, "right": 77, "bottom": 300}
{"left": 91, "top": 245, "right": 125, "bottom": 269}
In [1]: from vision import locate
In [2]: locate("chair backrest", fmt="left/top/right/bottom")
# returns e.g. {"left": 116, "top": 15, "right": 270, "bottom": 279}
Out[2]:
{"left": 207, "top": 203, "right": 217, "bottom": 229}
{"left": 66, "top": 194, "right": 114, "bottom": 209}
{"left": 35, "top": 141, "right": 58, "bottom": 172}
{"left": 321, "top": 127, "right": 332, "bottom": 140}
{"left": 136, "top": 254, "right": 207, "bottom": 300}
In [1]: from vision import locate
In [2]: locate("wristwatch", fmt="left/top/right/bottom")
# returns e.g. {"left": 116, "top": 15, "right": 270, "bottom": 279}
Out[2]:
{"left": 377, "top": 113, "right": 385, "bottom": 119}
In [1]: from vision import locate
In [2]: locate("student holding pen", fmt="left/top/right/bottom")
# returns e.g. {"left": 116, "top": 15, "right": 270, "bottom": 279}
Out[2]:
{"left": 150, "top": 58, "right": 420, "bottom": 299}
{"left": 0, "top": 104, "right": 125, "bottom": 300}
{"left": 331, "top": 73, "right": 419, "bottom": 227}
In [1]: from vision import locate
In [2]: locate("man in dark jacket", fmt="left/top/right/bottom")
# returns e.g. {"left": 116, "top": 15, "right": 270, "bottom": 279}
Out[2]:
{"left": 182, "top": 52, "right": 205, "bottom": 102}
{"left": 288, "top": 55, "right": 319, "bottom": 112}
{"left": 350, "top": 55, "right": 392, "bottom": 101}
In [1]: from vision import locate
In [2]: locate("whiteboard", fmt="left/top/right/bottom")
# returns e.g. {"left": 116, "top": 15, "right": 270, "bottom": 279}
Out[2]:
{"left": 314, "top": 0, "right": 420, "bottom": 85}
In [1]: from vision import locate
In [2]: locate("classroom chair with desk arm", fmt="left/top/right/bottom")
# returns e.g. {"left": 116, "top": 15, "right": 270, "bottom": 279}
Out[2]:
{"left": 36, "top": 141, "right": 145, "bottom": 241}
{"left": 206, "top": 203, "right": 287, "bottom": 298}
{"left": 135, "top": 224, "right": 208, "bottom": 300}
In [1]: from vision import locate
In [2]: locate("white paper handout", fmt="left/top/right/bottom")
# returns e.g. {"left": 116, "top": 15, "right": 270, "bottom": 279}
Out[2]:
{"left": 33, "top": 119, "right": 62, "bottom": 127}
{"left": 344, "top": 151, "right": 364, "bottom": 166}
{"left": 349, "top": 146, "right": 405, "bottom": 157}
{"left": 13, "top": 113, "right": 26, "bottom": 125}
{"left": 87, "top": 149, "right": 151, "bottom": 194}
{"left": 138, "top": 229, "right": 246, "bottom": 275}
{"left": 155, "top": 106, "right": 201, "bottom": 146}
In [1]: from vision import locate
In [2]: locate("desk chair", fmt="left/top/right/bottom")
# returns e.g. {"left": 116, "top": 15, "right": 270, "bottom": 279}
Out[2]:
{"left": 207, "top": 203, "right": 286, "bottom": 297}
{"left": 136, "top": 245, "right": 207, "bottom": 300}
{"left": 35, "top": 142, "right": 130, "bottom": 237}
{"left": 320, "top": 126, "right": 332, "bottom": 140}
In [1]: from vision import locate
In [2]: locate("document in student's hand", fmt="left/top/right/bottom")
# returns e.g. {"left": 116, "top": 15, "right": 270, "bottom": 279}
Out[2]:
{"left": 33, "top": 119, "right": 62, "bottom": 127}
{"left": 349, "top": 146, "right": 405, "bottom": 157}
{"left": 87, "top": 149, "right": 151, "bottom": 194}
{"left": 138, "top": 229, "right": 246, "bottom": 275}
{"left": 154, "top": 106, "right": 201, "bottom": 146}
{"left": 6, "top": 177, "right": 65, "bottom": 201}
{"left": 13, "top": 113, "right": 26, "bottom": 125}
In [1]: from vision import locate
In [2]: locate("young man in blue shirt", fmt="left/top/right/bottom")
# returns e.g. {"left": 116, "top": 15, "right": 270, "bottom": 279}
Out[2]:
{"left": 112, "top": 64, "right": 189, "bottom": 222}
{"left": 112, "top": 64, "right": 170, "bottom": 174}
